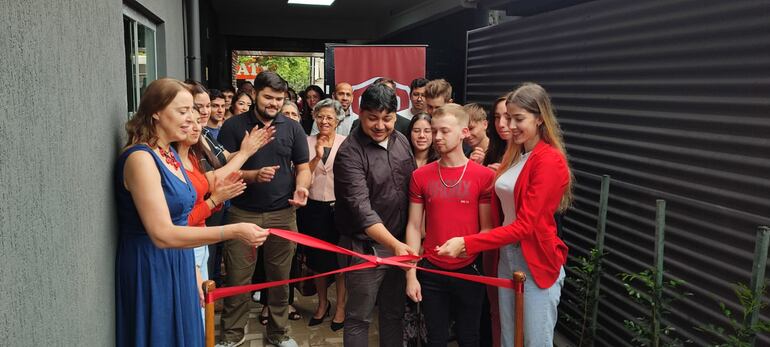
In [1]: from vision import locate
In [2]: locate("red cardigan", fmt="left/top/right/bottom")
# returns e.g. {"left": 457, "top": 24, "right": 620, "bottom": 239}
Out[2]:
{"left": 464, "top": 140, "right": 569, "bottom": 289}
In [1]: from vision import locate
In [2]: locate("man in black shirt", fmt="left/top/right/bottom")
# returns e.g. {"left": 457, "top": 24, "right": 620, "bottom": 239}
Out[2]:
{"left": 334, "top": 83, "right": 417, "bottom": 347}
{"left": 216, "top": 71, "right": 310, "bottom": 347}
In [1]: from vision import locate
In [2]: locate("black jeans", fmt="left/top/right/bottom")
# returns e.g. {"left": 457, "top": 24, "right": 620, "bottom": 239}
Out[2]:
{"left": 418, "top": 259, "right": 485, "bottom": 347}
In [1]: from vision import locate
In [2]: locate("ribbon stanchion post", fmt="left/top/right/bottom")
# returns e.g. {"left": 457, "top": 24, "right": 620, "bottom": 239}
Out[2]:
{"left": 204, "top": 280, "right": 216, "bottom": 347}
{"left": 513, "top": 271, "right": 526, "bottom": 347}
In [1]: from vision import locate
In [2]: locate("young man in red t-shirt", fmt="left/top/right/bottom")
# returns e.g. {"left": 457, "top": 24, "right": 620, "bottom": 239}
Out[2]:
{"left": 405, "top": 103, "right": 495, "bottom": 346}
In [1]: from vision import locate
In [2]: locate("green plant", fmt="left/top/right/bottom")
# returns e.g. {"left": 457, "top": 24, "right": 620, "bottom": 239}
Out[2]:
{"left": 696, "top": 282, "right": 770, "bottom": 346}
{"left": 562, "top": 248, "right": 604, "bottom": 346}
{"left": 618, "top": 269, "right": 692, "bottom": 346}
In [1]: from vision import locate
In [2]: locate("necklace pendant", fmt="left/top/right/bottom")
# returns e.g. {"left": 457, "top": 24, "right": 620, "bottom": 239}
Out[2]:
{"left": 158, "top": 146, "right": 180, "bottom": 170}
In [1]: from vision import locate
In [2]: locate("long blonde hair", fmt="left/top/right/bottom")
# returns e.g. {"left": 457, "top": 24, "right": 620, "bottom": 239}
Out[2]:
{"left": 496, "top": 82, "right": 573, "bottom": 211}
{"left": 124, "top": 78, "right": 193, "bottom": 147}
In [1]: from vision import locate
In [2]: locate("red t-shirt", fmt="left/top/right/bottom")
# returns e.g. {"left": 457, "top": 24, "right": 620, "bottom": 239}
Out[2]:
{"left": 409, "top": 160, "right": 495, "bottom": 270}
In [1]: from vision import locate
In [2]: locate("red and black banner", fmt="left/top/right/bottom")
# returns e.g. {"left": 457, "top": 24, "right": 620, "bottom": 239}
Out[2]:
{"left": 330, "top": 45, "right": 427, "bottom": 114}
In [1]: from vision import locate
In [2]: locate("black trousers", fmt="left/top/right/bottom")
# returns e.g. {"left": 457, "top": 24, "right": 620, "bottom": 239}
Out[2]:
{"left": 418, "top": 259, "right": 485, "bottom": 347}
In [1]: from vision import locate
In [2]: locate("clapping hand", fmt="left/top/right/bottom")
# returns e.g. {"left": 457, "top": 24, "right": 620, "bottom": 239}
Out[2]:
{"left": 470, "top": 147, "right": 486, "bottom": 164}
{"left": 256, "top": 165, "right": 280, "bottom": 183}
{"left": 240, "top": 126, "right": 275, "bottom": 156}
{"left": 210, "top": 171, "right": 246, "bottom": 203}
{"left": 315, "top": 134, "right": 330, "bottom": 159}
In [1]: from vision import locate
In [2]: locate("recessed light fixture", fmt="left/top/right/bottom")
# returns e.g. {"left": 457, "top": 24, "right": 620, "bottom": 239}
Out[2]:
{"left": 288, "top": 0, "right": 335, "bottom": 6}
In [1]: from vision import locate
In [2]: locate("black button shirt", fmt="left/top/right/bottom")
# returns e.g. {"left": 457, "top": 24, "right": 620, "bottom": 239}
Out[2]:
{"left": 333, "top": 126, "right": 416, "bottom": 240}
{"left": 218, "top": 111, "right": 309, "bottom": 212}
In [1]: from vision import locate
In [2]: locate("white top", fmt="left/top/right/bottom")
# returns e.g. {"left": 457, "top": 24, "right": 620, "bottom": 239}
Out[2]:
{"left": 397, "top": 108, "right": 416, "bottom": 120}
{"left": 495, "top": 151, "right": 531, "bottom": 226}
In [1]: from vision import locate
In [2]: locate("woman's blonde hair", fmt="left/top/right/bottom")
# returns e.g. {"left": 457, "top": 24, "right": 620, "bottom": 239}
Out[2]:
{"left": 496, "top": 82, "right": 573, "bottom": 211}
{"left": 124, "top": 78, "right": 193, "bottom": 147}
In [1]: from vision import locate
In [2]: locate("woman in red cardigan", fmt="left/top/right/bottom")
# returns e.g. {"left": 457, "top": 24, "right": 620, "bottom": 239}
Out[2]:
{"left": 438, "top": 82, "right": 572, "bottom": 346}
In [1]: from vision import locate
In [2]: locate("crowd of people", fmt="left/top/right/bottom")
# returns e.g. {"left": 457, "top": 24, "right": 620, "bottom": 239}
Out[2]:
{"left": 115, "top": 70, "right": 572, "bottom": 347}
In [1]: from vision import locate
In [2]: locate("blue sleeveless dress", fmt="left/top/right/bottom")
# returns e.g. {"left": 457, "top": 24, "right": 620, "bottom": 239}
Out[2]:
{"left": 115, "top": 145, "right": 204, "bottom": 347}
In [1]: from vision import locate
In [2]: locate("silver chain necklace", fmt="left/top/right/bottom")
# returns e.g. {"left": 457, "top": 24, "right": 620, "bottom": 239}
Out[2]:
{"left": 437, "top": 159, "right": 470, "bottom": 188}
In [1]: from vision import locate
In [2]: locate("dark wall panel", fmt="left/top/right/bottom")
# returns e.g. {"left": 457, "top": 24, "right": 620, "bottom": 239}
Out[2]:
{"left": 379, "top": 8, "right": 485, "bottom": 103}
{"left": 465, "top": 0, "right": 770, "bottom": 345}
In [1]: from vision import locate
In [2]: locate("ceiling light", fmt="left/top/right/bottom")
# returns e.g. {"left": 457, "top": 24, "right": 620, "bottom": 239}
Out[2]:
{"left": 288, "top": 0, "right": 335, "bottom": 6}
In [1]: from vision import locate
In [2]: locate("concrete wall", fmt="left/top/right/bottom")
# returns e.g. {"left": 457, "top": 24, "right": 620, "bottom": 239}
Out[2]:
{"left": 0, "top": 0, "right": 186, "bottom": 345}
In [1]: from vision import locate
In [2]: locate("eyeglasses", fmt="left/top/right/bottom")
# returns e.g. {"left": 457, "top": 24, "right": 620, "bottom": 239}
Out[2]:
{"left": 314, "top": 115, "right": 337, "bottom": 122}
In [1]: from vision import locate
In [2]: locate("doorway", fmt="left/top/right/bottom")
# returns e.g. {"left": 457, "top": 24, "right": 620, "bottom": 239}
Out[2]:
{"left": 231, "top": 50, "right": 324, "bottom": 93}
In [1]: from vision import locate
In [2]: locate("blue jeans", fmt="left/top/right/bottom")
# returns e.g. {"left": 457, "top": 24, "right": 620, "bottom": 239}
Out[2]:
{"left": 498, "top": 244, "right": 565, "bottom": 347}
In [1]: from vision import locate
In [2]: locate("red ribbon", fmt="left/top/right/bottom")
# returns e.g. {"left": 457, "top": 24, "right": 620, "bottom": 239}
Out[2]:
{"left": 206, "top": 228, "right": 517, "bottom": 304}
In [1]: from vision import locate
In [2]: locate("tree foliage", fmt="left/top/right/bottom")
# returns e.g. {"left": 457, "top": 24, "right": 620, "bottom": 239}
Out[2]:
{"left": 697, "top": 282, "right": 770, "bottom": 347}
{"left": 561, "top": 248, "right": 605, "bottom": 347}
{"left": 618, "top": 269, "right": 692, "bottom": 346}
{"left": 237, "top": 55, "right": 311, "bottom": 91}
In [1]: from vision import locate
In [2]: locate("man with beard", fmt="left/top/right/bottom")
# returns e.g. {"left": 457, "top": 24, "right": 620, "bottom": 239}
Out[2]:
{"left": 311, "top": 82, "right": 358, "bottom": 136}
{"left": 351, "top": 78, "right": 411, "bottom": 137}
{"left": 216, "top": 71, "right": 310, "bottom": 347}
{"left": 334, "top": 84, "right": 417, "bottom": 347}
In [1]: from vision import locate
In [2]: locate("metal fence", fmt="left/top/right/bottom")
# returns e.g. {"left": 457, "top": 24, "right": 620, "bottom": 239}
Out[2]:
{"left": 464, "top": 0, "right": 770, "bottom": 345}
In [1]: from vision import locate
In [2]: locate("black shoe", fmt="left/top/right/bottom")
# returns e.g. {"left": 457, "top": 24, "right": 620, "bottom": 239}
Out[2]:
{"left": 288, "top": 311, "right": 302, "bottom": 321}
{"left": 308, "top": 303, "right": 331, "bottom": 327}
{"left": 330, "top": 320, "right": 344, "bottom": 332}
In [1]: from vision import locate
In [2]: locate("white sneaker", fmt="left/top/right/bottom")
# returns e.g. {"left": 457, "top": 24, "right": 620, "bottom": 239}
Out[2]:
{"left": 267, "top": 337, "right": 299, "bottom": 347}
{"left": 215, "top": 335, "right": 246, "bottom": 347}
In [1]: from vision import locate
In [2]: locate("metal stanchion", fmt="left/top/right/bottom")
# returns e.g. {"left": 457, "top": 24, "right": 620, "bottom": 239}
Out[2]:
{"left": 513, "top": 271, "right": 526, "bottom": 347}
{"left": 204, "top": 280, "right": 216, "bottom": 347}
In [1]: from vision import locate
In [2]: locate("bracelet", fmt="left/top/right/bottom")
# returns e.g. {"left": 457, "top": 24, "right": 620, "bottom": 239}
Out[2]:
{"left": 219, "top": 226, "right": 225, "bottom": 241}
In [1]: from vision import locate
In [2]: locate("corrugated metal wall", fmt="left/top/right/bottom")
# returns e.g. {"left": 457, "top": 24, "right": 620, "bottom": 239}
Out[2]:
{"left": 465, "top": 0, "right": 770, "bottom": 345}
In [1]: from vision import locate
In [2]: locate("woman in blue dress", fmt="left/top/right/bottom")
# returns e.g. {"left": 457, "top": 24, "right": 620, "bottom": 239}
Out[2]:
{"left": 116, "top": 78, "right": 270, "bottom": 347}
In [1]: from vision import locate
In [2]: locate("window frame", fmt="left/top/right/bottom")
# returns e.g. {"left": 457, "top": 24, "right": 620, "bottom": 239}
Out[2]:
{"left": 123, "top": 5, "right": 158, "bottom": 118}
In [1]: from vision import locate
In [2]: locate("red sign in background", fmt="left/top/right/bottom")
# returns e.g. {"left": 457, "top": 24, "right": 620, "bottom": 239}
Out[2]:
{"left": 333, "top": 46, "right": 426, "bottom": 115}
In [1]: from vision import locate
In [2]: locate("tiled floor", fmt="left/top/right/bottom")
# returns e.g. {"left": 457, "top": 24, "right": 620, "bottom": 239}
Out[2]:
{"left": 212, "top": 282, "right": 571, "bottom": 346}
{"left": 213, "top": 282, "right": 379, "bottom": 346}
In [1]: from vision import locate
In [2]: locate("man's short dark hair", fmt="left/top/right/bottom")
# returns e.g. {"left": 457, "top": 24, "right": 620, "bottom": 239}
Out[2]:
{"left": 287, "top": 87, "right": 297, "bottom": 101}
{"left": 209, "top": 89, "right": 225, "bottom": 101}
{"left": 373, "top": 77, "right": 396, "bottom": 89}
{"left": 222, "top": 85, "right": 236, "bottom": 94}
{"left": 410, "top": 78, "right": 429, "bottom": 91}
{"left": 253, "top": 71, "right": 288, "bottom": 94}
{"left": 360, "top": 83, "right": 397, "bottom": 114}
